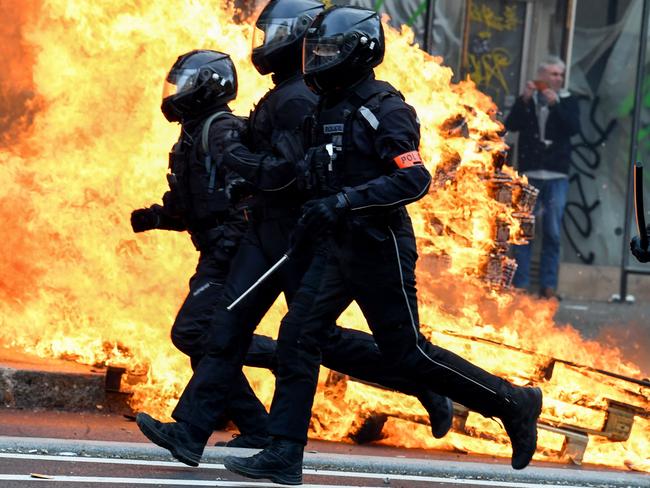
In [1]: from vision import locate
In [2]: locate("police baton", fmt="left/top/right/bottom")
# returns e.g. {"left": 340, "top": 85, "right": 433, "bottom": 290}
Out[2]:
{"left": 634, "top": 162, "right": 649, "bottom": 250}
{"left": 226, "top": 217, "right": 309, "bottom": 311}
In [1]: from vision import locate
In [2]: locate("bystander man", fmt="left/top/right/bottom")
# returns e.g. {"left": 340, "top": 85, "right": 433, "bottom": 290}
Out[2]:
{"left": 505, "top": 56, "right": 581, "bottom": 299}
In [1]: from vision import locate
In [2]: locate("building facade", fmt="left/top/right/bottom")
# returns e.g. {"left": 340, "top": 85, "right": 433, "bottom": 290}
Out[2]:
{"left": 245, "top": 0, "right": 650, "bottom": 296}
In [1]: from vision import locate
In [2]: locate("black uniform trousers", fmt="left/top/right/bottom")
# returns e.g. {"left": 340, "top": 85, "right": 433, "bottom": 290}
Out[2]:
{"left": 169, "top": 251, "right": 274, "bottom": 436}
{"left": 172, "top": 213, "right": 438, "bottom": 432}
{"left": 268, "top": 211, "right": 511, "bottom": 443}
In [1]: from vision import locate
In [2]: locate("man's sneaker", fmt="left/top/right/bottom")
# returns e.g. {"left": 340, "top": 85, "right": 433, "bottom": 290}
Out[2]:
{"left": 215, "top": 433, "right": 271, "bottom": 448}
{"left": 135, "top": 413, "right": 206, "bottom": 467}
{"left": 418, "top": 391, "right": 454, "bottom": 439}
{"left": 501, "top": 386, "right": 543, "bottom": 469}
{"left": 224, "top": 438, "right": 303, "bottom": 485}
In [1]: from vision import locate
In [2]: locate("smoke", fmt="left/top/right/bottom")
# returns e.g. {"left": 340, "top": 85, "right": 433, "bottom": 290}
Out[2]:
{"left": 0, "top": 0, "right": 44, "bottom": 149}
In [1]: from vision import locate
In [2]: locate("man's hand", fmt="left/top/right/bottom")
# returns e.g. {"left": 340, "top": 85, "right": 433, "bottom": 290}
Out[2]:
{"left": 301, "top": 193, "right": 350, "bottom": 231}
{"left": 541, "top": 88, "right": 559, "bottom": 105}
{"left": 631, "top": 234, "right": 650, "bottom": 263}
{"left": 522, "top": 80, "right": 535, "bottom": 101}
{"left": 130, "top": 208, "right": 159, "bottom": 233}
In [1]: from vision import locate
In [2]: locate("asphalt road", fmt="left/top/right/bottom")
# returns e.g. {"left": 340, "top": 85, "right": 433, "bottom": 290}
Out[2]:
{"left": 0, "top": 408, "right": 647, "bottom": 488}
{"left": 0, "top": 451, "right": 634, "bottom": 488}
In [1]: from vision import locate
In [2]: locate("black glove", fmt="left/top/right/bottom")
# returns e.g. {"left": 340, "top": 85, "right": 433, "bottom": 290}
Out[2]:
{"left": 287, "top": 215, "right": 311, "bottom": 257}
{"left": 130, "top": 208, "right": 159, "bottom": 233}
{"left": 630, "top": 234, "right": 650, "bottom": 263}
{"left": 296, "top": 145, "right": 330, "bottom": 193}
{"left": 225, "top": 177, "right": 254, "bottom": 204}
{"left": 301, "top": 193, "right": 349, "bottom": 232}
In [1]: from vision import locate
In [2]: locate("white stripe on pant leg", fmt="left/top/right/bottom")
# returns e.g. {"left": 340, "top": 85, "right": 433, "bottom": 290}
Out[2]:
{"left": 387, "top": 228, "right": 498, "bottom": 396}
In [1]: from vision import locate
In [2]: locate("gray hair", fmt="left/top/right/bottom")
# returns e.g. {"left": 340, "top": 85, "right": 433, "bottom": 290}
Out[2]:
{"left": 537, "top": 56, "right": 566, "bottom": 74}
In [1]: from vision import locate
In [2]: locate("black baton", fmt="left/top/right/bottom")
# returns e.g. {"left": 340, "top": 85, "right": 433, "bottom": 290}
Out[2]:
{"left": 226, "top": 217, "right": 309, "bottom": 311}
{"left": 634, "top": 162, "right": 648, "bottom": 249}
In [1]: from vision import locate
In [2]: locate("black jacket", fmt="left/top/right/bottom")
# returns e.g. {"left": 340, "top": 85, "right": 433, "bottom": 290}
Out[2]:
{"left": 504, "top": 92, "right": 580, "bottom": 175}
{"left": 312, "top": 73, "right": 431, "bottom": 213}
{"left": 223, "top": 73, "right": 317, "bottom": 208}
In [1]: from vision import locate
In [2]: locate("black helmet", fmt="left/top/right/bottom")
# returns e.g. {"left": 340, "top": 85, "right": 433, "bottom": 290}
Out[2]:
{"left": 161, "top": 50, "right": 237, "bottom": 123}
{"left": 303, "top": 6, "right": 384, "bottom": 94}
{"left": 252, "top": 0, "right": 324, "bottom": 76}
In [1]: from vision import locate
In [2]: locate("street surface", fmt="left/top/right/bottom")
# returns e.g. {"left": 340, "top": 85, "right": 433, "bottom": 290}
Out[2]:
{"left": 0, "top": 408, "right": 646, "bottom": 488}
{"left": 0, "top": 450, "right": 637, "bottom": 488}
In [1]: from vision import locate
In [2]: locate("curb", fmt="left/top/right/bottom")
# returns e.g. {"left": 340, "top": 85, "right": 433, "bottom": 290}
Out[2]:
{"left": 0, "top": 349, "right": 130, "bottom": 414}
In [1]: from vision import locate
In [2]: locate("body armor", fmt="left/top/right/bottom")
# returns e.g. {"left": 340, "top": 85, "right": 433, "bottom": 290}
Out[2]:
{"left": 299, "top": 79, "right": 403, "bottom": 198}
{"left": 166, "top": 115, "right": 234, "bottom": 236}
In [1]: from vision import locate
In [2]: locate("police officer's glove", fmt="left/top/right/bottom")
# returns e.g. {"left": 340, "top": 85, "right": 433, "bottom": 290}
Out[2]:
{"left": 630, "top": 233, "right": 650, "bottom": 263}
{"left": 301, "top": 193, "right": 350, "bottom": 232}
{"left": 225, "top": 177, "right": 254, "bottom": 204}
{"left": 130, "top": 208, "right": 160, "bottom": 233}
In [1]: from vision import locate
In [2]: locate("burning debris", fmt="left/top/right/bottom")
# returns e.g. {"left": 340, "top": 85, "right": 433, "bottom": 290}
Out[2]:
{"left": 0, "top": 0, "right": 648, "bottom": 472}
{"left": 319, "top": 332, "right": 650, "bottom": 467}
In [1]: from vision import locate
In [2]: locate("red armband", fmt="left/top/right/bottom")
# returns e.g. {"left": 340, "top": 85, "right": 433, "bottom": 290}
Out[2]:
{"left": 393, "top": 151, "right": 423, "bottom": 168}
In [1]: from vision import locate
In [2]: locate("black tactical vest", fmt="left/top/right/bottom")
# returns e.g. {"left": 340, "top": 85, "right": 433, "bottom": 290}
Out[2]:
{"left": 167, "top": 114, "right": 233, "bottom": 231}
{"left": 305, "top": 78, "right": 403, "bottom": 197}
{"left": 247, "top": 75, "right": 317, "bottom": 209}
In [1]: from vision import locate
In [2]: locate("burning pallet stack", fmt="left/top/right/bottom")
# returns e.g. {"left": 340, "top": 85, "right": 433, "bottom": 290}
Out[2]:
{"left": 325, "top": 331, "right": 650, "bottom": 466}
{"left": 429, "top": 113, "right": 540, "bottom": 289}
{"left": 484, "top": 167, "right": 539, "bottom": 288}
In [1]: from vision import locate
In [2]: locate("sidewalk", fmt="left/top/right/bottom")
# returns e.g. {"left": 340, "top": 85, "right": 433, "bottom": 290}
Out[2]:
{"left": 553, "top": 297, "right": 650, "bottom": 376}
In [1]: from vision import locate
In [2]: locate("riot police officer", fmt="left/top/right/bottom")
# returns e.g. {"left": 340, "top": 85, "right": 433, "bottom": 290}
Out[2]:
{"left": 224, "top": 7, "right": 543, "bottom": 485}
{"left": 131, "top": 50, "right": 274, "bottom": 456}
{"left": 136, "top": 0, "right": 454, "bottom": 467}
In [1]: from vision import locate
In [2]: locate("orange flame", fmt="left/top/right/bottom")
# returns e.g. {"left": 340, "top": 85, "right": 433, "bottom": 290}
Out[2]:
{"left": 1, "top": 0, "right": 648, "bottom": 472}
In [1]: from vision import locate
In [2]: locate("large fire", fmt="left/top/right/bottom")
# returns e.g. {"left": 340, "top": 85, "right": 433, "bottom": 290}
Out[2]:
{"left": 1, "top": 0, "right": 648, "bottom": 473}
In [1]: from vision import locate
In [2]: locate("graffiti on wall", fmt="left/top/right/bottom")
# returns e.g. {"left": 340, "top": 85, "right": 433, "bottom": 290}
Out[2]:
{"left": 619, "top": 76, "right": 650, "bottom": 159}
{"left": 465, "top": 1, "right": 525, "bottom": 109}
{"left": 563, "top": 96, "right": 616, "bottom": 264}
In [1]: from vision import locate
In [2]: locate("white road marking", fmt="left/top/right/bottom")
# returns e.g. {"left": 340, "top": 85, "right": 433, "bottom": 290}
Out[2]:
{"left": 0, "top": 475, "right": 372, "bottom": 487}
{"left": 0, "top": 453, "right": 601, "bottom": 487}
{"left": 563, "top": 305, "right": 589, "bottom": 311}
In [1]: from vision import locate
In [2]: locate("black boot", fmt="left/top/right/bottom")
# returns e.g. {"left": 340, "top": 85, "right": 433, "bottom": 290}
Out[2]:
{"left": 224, "top": 437, "right": 303, "bottom": 485}
{"left": 500, "top": 386, "right": 543, "bottom": 469}
{"left": 417, "top": 391, "right": 454, "bottom": 439}
{"left": 215, "top": 433, "right": 272, "bottom": 448}
{"left": 136, "top": 413, "right": 208, "bottom": 467}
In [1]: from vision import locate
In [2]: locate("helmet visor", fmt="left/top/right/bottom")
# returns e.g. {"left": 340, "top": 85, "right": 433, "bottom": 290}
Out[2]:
{"left": 253, "top": 18, "right": 300, "bottom": 50}
{"left": 162, "top": 68, "right": 199, "bottom": 99}
{"left": 303, "top": 35, "right": 346, "bottom": 73}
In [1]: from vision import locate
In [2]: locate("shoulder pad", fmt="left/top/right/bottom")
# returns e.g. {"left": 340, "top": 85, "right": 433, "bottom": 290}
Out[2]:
{"left": 201, "top": 111, "right": 233, "bottom": 155}
{"left": 353, "top": 79, "right": 400, "bottom": 102}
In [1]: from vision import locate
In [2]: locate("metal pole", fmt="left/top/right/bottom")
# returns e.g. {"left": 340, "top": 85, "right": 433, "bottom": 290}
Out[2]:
{"left": 518, "top": 1, "right": 533, "bottom": 95}
{"left": 619, "top": 0, "right": 650, "bottom": 301}
{"left": 563, "top": 0, "right": 578, "bottom": 88}
{"left": 460, "top": 0, "right": 472, "bottom": 76}
{"left": 424, "top": 0, "right": 435, "bottom": 54}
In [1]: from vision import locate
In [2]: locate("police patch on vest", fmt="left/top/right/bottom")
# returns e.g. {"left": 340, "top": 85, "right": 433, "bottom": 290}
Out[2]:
{"left": 394, "top": 151, "right": 423, "bottom": 168}
{"left": 323, "top": 123, "right": 344, "bottom": 134}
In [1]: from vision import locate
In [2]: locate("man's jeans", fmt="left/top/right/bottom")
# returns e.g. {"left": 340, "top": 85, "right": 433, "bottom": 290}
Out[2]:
{"left": 512, "top": 177, "right": 569, "bottom": 290}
